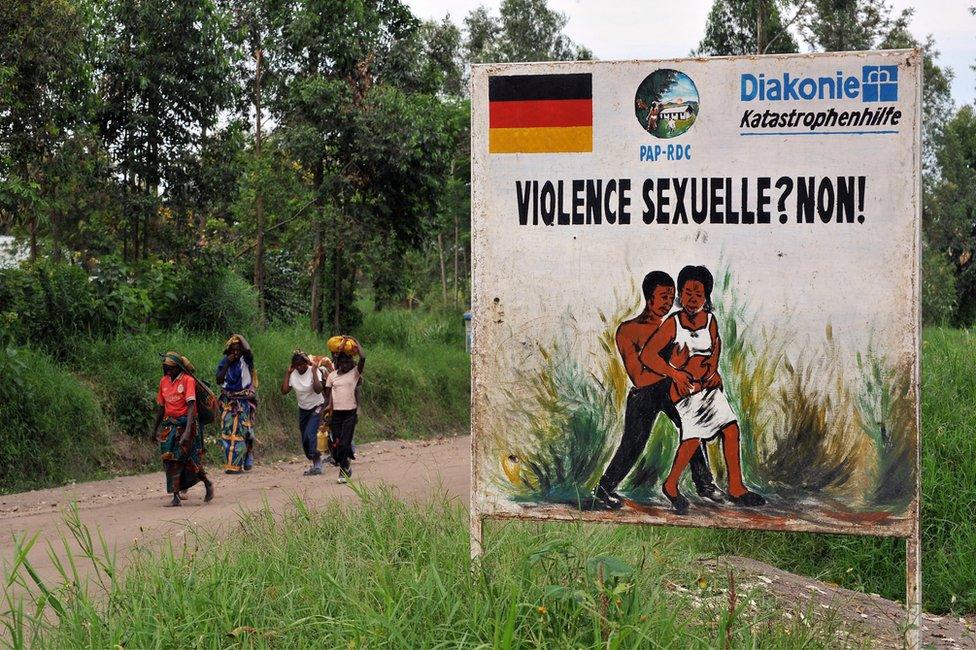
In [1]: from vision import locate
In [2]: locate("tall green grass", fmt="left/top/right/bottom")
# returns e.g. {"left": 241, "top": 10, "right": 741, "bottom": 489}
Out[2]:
{"left": 0, "top": 305, "right": 470, "bottom": 493}
{"left": 0, "top": 348, "right": 112, "bottom": 492}
{"left": 2, "top": 489, "right": 852, "bottom": 649}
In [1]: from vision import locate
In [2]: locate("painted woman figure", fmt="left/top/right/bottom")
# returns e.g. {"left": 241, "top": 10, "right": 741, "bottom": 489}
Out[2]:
{"left": 216, "top": 334, "right": 257, "bottom": 473}
{"left": 639, "top": 265, "right": 766, "bottom": 515}
{"left": 152, "top": 352, "right": 214, "bottom": 506}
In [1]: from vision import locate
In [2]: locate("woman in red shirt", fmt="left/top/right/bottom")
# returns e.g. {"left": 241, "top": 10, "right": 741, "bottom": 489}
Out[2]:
{"left": 152, "top": 352, "right": 214, "bottom": 506}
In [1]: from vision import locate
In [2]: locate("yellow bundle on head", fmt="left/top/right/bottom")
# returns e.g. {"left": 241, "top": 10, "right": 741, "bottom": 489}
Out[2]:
{"left": 308, "top": 354, "right": 335, "bottom": 372}
{"left": 327, "top": 335, "right": 358, "bottom": 355}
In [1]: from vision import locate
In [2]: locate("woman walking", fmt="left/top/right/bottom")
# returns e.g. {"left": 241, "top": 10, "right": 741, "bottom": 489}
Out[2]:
{"left": 216, "top": 334, "right": 258, "bottom": 473}
{"left": 281, "top": 350, "right": 333, "bottom": 476}
{"left": 152, "top": 352, "right": 214, "bottom": 506}
{"left": 639, "top": 265, "right": 765, "bottom": 515}
{"left": 325, "top": 336, "right": 365, "bottom": 484}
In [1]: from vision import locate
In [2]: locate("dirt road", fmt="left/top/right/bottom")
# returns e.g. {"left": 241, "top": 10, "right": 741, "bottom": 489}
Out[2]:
{"left": 3, "top": 435, "right": 973, "bottom": 648}
{"left": 0, "top": 436, "right": 469, "bottom": 593}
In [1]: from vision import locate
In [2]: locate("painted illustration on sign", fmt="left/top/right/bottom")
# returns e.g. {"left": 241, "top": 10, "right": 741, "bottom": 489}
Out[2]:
{"left": 471, "top": 51, "right": 921, "bottom": 538}
{"left": 634, "top": 69, "right": 699, "bottom": 138}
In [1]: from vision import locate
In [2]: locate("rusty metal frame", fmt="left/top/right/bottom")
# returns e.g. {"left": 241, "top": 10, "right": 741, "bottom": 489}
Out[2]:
{"left": 468, "top": 51, "right": 924, "bottom": 647}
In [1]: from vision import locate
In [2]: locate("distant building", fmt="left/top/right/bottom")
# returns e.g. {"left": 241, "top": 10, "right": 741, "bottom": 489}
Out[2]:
{"left": 660, "top": 105, "right": 693, "bottom": 121}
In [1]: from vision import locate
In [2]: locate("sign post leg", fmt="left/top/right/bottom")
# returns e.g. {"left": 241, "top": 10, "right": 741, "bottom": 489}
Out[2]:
{"left": 470, "top": 509, "right": 484, "bottom": 561}
{"left": 905, "top": 512, "right": 921, "bottom": 649}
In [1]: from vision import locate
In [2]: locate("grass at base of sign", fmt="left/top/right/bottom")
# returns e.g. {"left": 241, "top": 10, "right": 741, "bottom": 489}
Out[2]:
{"left": 2, "top": 487, "right": 852, "bottom": 648}
{"left": 701, "top": 327, "right": 976, "bottom": 615}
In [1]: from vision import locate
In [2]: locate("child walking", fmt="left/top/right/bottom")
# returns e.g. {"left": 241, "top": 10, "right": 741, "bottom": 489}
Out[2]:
{"left": 325, "top": 336, "right": 365, "bottom": 483}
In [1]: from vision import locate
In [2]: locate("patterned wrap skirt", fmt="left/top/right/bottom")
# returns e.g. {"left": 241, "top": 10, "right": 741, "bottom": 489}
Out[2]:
{"left": 219, "top": 388, "right": 256, "bottom": 472}
{"left": 159, "top": 416, "right": 204, "bottom": 493}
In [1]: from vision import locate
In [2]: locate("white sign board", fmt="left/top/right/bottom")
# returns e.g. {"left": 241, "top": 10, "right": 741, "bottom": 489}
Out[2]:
{"left": 470, "top": 51, "right": 921, "bottom": 540}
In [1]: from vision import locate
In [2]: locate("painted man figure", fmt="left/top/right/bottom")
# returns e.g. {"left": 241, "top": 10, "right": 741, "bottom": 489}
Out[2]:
{"left": 593, "top": 271, "right": 723, "bottom": 509}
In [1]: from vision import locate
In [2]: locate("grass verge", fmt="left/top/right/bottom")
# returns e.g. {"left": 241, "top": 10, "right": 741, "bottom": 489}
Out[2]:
{"left": 2, "top": 488, "right": 853, "bottom": 649}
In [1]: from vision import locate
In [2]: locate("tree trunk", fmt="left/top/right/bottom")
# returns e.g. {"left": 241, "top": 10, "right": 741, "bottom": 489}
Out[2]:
{"left": 309, "top": 160, "right": 325, "bottom": 333}
{"left": 756, "top": 0, "right": 765, "bottom": 55}
{"left": 253, "top": 48, "right": 267, "bottom": 327}
{"left": 310, "top": 220, "right": 324, "bottom": 334}
{"left": 437, "top": 231, "right": 447, "bottom": 300}
{"left": 28, "top": 215, "right": 38, "bottom": 263}
{"left": 460, "top": 240, "right": 469, "bottom": 303}
{"left": 50, "top": 209, "right": 61, "bottom": 262}
{"left": 333, "top": 241, "right": 342, "bottom": 331}
{"left": 452, "top": 211, "right": 459, "bottom": 305}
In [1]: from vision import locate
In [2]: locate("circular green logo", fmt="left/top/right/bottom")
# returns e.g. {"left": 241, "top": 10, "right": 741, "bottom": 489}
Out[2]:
{"left": 634, "top": 69, "right": 699, "bottom": 139}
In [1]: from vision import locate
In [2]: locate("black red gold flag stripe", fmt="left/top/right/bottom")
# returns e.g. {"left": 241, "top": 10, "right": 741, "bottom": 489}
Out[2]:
{"left": 488, "top": 73, "right": 593, "bottom": 153}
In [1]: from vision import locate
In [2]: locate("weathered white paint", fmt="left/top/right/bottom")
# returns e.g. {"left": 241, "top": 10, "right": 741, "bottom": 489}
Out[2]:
{"left": 471, "top": 51, "right": 921, "bottom": 539}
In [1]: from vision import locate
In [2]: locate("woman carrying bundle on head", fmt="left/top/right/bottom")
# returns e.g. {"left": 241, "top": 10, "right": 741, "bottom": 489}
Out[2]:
{"left": 326, "top": 335, "right": 366, "bottom": 484}
{"left": 216, "top": 334, "right": 258, "bottom": 473}
{"left": 152, "top": 352, "right": 214, "bottom": 506}
{"left": 281, "top": 349, "right": 334, "bottom": 476}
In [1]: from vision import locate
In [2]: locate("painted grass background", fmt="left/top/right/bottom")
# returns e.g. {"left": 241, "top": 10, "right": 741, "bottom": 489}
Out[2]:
{"left": 487, "top": 269, "right": 916, "bottom": 511}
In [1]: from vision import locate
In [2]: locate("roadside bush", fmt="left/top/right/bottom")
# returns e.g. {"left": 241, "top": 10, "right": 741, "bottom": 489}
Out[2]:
{"left": 921, "top": 246, "right": 957, "bottom": 325}
{"left": 261, "top": 248, "right": 311, "bottom": 324}
{"left": 142, "top": 249, "right": 259, "bottom": 333}
{"left": 0, "top": 347, "right": 110, "bottom": 493}
{"left": 0, "top": 262, "right": 116, "bottom": 350}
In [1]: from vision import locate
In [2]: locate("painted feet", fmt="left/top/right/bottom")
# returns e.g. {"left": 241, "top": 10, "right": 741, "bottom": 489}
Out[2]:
{"left": 662, "top": 486, "right": 690, "bottom": 515}
{"left": 696, "top": 482, "right": 726, "bottom": 504}
{"left": 729, "top": 490, "right": 767, "bottom": 507}
{"left": 593, "top": 484, "right": 623, "bottom": 510}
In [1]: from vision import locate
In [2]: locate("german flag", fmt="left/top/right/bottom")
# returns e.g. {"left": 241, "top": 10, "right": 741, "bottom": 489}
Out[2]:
{"left": 488, "top": 73, "right": 592, "bottom": 154}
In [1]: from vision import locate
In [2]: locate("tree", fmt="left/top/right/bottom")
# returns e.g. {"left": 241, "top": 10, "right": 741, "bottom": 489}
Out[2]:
{"left": 927, "top": 106, "right": 976, "bottom": 323}
{"left": 272, "top": 0, "right": 459, "bottom": 330}
{"left": 0, "top": 0, "right": 94, "bottom": 260}
{"left": 421, "top": 17, "right": 465, "bottom": 97}
{"left": 797, "top": 0, "right": 909, "bottom": 52}
{"left": 694, "top": 0, "right": 800, "bottom": 56}
{"left": 97, "top": 0, "right": 236, "bottom": 261}
{"left": 464, "top": 0, "right": 592, "bottom": 64}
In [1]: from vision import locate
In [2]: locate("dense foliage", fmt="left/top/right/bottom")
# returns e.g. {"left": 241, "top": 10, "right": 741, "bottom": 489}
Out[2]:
{"left": 696, "top": 0, "right": 976, "bottom": 325}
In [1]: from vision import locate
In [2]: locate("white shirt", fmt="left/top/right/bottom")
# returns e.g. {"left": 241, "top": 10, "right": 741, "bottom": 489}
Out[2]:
{"left": 673, "top": 312, "right": 713, "bottom": 357}
{"left": 290, "top": 368, "right": 325, "bottom": 410}
{"left": 326, "top": 367, "right": 360, "bottom": 411}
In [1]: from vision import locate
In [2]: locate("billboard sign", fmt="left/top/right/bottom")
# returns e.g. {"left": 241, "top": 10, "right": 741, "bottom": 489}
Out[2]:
{"left": 470, "top": 50, "right": 921, "bottom": 539}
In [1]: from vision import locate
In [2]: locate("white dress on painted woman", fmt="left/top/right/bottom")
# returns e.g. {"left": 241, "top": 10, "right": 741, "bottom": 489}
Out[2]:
{"left": 671, "top": 312, "right": 738, "bottom": 441}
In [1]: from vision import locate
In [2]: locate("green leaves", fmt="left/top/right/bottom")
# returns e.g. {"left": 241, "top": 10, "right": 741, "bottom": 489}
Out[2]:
{"left": 586, "top": 555, "right": 636, "bottom": 582}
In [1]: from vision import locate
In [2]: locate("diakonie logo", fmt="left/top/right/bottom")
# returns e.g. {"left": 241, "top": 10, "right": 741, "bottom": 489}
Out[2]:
{"left": 634, "top": 69, "right": 699, "bottom": 139}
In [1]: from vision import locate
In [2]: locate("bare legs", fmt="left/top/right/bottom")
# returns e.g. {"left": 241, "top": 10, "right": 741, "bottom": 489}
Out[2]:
{"left": 662, "top": 423, "right": 763, "bottom": 511}
{"left": 166, "top": 461, "right": 182, "bottom": 507}
{"left": 719, "top": 423, "right": 747, "bottom": 498}
{"left": 663, "top": 439, "right": 704, "bottom": 497}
